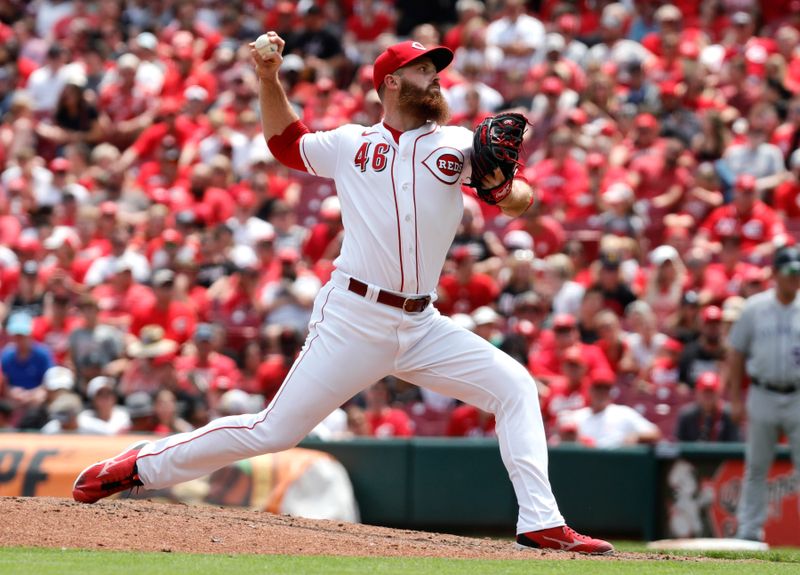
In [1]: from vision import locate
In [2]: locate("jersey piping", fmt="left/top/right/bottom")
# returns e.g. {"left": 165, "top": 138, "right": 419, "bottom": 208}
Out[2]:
{"left": 412, "top": 125, "right": 439, "bottom": 293}
{"left": 137, "top": 287, "right": 334, "bottom": 462}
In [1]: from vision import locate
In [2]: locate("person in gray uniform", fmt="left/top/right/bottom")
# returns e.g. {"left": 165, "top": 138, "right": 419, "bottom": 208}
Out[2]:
{"left": 727, "top": 245, "right": 800, "bottom": 541}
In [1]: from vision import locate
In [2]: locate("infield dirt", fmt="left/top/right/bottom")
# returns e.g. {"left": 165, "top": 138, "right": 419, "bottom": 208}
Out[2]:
{"left": 0, "top": 497, "right": 689, "bottom": 561}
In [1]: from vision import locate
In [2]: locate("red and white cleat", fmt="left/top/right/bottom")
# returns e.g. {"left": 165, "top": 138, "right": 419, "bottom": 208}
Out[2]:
{"left": 72, "top": 442, "right": 149, "bottom": 504}
{"left": 516, "top": 525, "right": 614, "bottom": 555}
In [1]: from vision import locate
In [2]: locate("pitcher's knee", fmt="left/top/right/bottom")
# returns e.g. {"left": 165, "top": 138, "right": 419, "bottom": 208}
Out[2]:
{"left": 494, "top": 366, "right": 541, "bottom": 410}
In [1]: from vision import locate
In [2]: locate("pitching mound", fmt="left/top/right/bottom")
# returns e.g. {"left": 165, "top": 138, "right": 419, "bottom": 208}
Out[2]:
{"left": 0, "top": 497, "right": 685, "bottom": 561}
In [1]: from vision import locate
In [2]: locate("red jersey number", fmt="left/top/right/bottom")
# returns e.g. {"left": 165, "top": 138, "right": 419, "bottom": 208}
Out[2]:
{"left": 354, "top": 142, "right": 390, "bottom": 173}
{"left": 354, "top": 142, "right": 371, "bottom": 172}
{"left": 372, "top": 143, "right": 390, "bottom": 172}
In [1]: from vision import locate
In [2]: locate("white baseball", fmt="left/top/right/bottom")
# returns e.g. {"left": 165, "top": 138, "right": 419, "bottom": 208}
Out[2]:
{"left": 255, "top": 34, "right": 278, "bottom": 57}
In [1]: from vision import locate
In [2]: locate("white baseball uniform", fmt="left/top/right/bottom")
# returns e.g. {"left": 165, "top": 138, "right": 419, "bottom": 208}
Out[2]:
{"left": 135, "top": 120, "right": 565, "bottom": 534}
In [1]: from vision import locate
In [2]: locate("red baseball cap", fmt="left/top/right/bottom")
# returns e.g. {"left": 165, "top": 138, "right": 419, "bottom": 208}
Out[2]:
{"left": 162, "top": 229, "right": 183, "bottom": 245}
{"left": 662, "top": 338, "right": 684, "bottom": 354}
{"left": 541, "top": 76, "right": 564, "bottom": 95}
{"left": 567, "top": 108, "right": 588, "bottom": 126}
{"left": 276, "top": 1, "right": 295, "bottom": 14}
{"left": 695, "top": 371, "right": 720, "bottom": 392}
{"left": 659, "top": 81, "right": 681, "bottom": 97}
{"left": 701, "top": 305, "right": 722, "bottom": 322}
{"left": 679, "top": 40, "right": 699, "bottom": 59}
{"left": 635, "top": 113, "right": 659, "bottom": 129}
{"left": 15, "top": 236, "right": 41, "bottom": 253}
{"left": 211, "top": 375, "right": 236, "bottom": 392}
{"left": 735, "top": 174, "right": 757, "bottom": 192}
{"left": 552, "top": 313, "right": 577, "bottom": 330}
{"left": 315, "top": 77, "right": 335, "bottom": 93}
{"left": 277, "top": 246, "right": 300, "bottom": 263}
{"left": 359, "top": 64, "right": 374, "bottom": 84}
{"left": 557, "top": 13, "right": 579, "bottom": 33}
{"left": 49, "top": 157, "right": 71, "bottom": 172}
{"left": 372, "top": 41, "right": 453, "bottom": 92}
{"left": 237, "top": 189, "right": 257, "bottom": 208}
{"left": 563, "top": 345, "right": 586, "bottom": 366}
{"left": 586, "top": 152, "right": 605, "bottom": 168}
{"left": 451, "top": 245, "right": 473, "bottom": 263}
{"left": 100, "top": 201, "right": 118, "bottom": 216}
{"left": 743, "top": 266, "right": 765, "bottom": 283}
{"left": 159, "top": 97, "right": 182, "bottom": 116}
{"left": 591, "top": 368, "right": 617, "bottom": 387}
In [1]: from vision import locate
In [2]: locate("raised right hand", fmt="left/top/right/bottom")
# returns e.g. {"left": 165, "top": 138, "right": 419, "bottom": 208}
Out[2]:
{"left": 249, "top": 32, "right": 286, "bottom": 82}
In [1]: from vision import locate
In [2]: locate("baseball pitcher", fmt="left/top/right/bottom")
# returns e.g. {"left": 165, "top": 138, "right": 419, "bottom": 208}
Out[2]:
{"left": 73, "top": 33, "right": 612, "bottom": 555}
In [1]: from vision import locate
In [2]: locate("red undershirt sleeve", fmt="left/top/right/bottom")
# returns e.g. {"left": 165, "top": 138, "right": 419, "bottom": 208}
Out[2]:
{"left": 267, "top": 120, "right": 311, "bottom": 172}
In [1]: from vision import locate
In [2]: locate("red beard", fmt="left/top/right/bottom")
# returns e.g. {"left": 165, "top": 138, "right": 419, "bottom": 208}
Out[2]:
{"left": 397, "top": 79, "right": 451, "bottom": 125}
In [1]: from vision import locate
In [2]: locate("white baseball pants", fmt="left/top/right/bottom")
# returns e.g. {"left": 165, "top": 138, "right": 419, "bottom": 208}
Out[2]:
{"left": 136, "top": 271, "right": 565, "bottom": 533}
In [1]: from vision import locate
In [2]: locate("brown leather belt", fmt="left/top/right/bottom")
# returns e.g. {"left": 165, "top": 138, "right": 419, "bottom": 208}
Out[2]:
{"left": 347, "top": 278, "right": 431, "bottom": 313}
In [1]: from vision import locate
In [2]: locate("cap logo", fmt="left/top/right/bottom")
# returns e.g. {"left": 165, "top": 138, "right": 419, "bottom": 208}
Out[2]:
{"left": 411, "top": 42, "right": 426, "bottom": 51}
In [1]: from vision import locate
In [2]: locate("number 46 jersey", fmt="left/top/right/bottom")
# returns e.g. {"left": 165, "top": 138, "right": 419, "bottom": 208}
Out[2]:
{"left": 299, "top": 121, "right": 474, "bottom": 296}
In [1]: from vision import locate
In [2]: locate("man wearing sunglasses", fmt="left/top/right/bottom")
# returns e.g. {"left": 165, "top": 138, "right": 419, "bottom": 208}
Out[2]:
{"left": 727, "top": 245, "right": 800, "bottom": 542}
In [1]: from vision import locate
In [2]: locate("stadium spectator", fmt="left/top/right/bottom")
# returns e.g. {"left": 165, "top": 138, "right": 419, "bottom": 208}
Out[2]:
{"left": 677, "top": 305, "right": 726, "bottom": 388}
{"left": 719, "top": 109, "right": 789, "bottom": 194}
{"left": 542, "top": 345, "right": 589, "bottom": 427}
{"left": 593, "top": 309, "right": 636, "bottom": 375}
{"left": 773, "top": 148, "right": 800, "bottom": 219}
{"left": 485, "top": 0, "right": 545, "bottom": 75}
{"left": 17, "top": 365, "right": 75, "bottom": 431}
{"left": 562, "top": 368, "right": 662, "bottom": 448}
{"left": 152, "top": 388, "right": 193, "bottom": 435}
{"left": 77, "top": 376, "right": 131, "bottom": 435}
{"left": 119, "top": 325, "right": 178, "bottom": 396}
{"left": 6, "top": 259, "right": 45, "bottom": 320}
{"left": 35, "top": 74, "right": 102, "bottom": 148}
{"left": 446, "top": 402, "right": 495, "bottom": 437}
{"left": 545, "top": 253, "right": 585, "bottom": 318}
{"left": 256, "top": 325, "right": 301, "bottom": 402}
{"left": 696, "top": 174, "right": 786, "bottom": 262}
{"left": 68, "top": 294, "right": 124, "bottom": 385}
{"left": 624, "top": 300, "right": 669, "bottom": 375}
{"left": 471, "top": 305, "right": 503, "bottom": 345}
{"left": 364, "top": 379, "right": 414, "bottom": 438}
{"left": 592, "top": 251, "right": 638, "bottom": 317}
{"left": 1, "top": 312, "right": 53, "bottom": 408}
{"left": 124, "top": 391, "right": 157, "bottom": 433}
{"left": 675, "top": 371, "right": 740, "bottom": 442}
{"left": 640, "top": 244, "right": 686, "bottom": 330}
{"left": 437, "top": 246, "right": 500, "bottom": 316}
{"left": 530, "top": 312, "right": 611, "bottom": 382}
{"left": 503, "top": 200, "right": 566, "bottom": 259}
{"left": 40, "top": 391, "right": 83, "bottom": 434}
{"left": 0, "top": 0, "right": 796, "bottom": 445}
{"left": 129, "top": 269, "right": 197, "bottom": 345}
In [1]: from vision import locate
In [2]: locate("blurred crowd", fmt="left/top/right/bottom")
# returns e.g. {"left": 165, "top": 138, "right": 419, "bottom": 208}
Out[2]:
{"left": 1, "top": 0, "right": 799, "bottom": 447}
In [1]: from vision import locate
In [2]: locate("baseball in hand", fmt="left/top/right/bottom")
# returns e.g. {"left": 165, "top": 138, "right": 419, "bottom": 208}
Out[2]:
{"left": 255, "top": 34, "right": 278, "bottom": 57}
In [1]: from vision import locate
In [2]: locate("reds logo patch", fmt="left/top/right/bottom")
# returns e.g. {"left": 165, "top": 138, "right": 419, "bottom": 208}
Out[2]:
{"left": 422, "top": 148, "right": 465, "bottom": 185}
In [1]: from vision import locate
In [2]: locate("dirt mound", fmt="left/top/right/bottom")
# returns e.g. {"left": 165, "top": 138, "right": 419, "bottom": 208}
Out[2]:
{"left": 0, "top": 496, "right": 678, "bottom": 561}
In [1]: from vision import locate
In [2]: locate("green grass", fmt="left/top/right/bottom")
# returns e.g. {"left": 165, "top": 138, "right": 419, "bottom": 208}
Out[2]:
{"left": 2, "top": 547, "right": 800, "bottom": 575}
{"left": 612, "top": 540, "right": 800, "bottom": 563}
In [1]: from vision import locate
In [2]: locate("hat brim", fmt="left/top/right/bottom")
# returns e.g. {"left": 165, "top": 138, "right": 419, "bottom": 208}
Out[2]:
{"left": 375, "top": 46, "right": 454, "bottom": 91}
{"left": 418, "top": 47, "right": 454, "bottom": 73}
